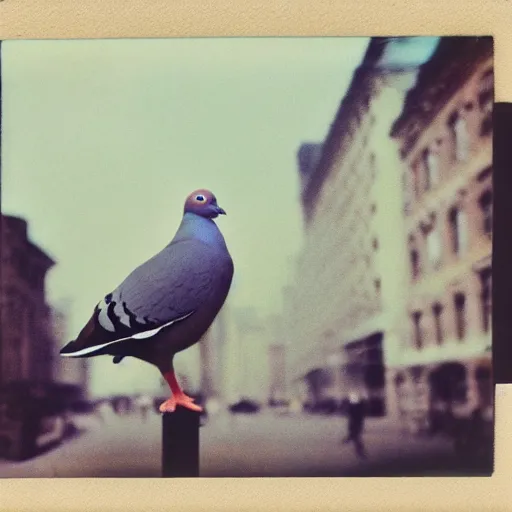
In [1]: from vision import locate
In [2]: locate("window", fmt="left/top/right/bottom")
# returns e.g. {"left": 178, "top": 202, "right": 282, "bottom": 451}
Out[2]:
{"left": 454, "top": 293, "right": 466, "bottom": 340}
{"left": 479, "top": 68, "right": 494, "bottom": 136}
{"left": 425, "top": 226, "right": 442, "bottom": 269}
{"left": 432, "top": 303, "right": 444, "bottom": 345}
{"left": 412, "top": 311, "right": 423, "bottom": 349}
{"left": 448, "top": 207, "right": 468, "bottom": 255}
{"left": 479, "top": 190, "right": 493, "bottom": 237}
{"left": 480, "top": 269, "right": 492, "bottom": 333}
{"left": 423, "top": 147, "right": 440, "bottom": 190}
{"left": 394, "top": 373, "right": 405, "bottom": 388}
{"left": 449, "top": 112, "right": 470, "bottom": 162}
{"left": 410, "top": 249, "right": 420, "bottom": 279}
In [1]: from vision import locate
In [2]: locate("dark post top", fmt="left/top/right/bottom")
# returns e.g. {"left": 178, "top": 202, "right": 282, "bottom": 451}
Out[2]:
{"left": 162, "top": 407, "right": 200, "bottom": 477}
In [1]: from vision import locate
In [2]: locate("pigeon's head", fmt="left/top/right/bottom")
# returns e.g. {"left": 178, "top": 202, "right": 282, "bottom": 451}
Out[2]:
{"left": 184, "top": 189, "right": 226, "bottom": 219}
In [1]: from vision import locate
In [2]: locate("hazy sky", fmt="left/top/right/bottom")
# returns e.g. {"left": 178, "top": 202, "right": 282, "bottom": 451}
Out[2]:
{"left": 1, "top": 37, "right": 370, "bottom": 395}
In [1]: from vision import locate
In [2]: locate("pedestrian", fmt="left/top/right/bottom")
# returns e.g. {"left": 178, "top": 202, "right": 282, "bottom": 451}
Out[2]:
{"left": 341, "top": 391, "right": 367, "bottom": 459}
{"left": 135, "top": 394, "right": 152, "bottom": 421}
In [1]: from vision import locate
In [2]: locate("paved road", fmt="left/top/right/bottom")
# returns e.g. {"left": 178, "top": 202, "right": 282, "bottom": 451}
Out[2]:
{"left": 0, "top": 408, "right": 491, "bottom": 478}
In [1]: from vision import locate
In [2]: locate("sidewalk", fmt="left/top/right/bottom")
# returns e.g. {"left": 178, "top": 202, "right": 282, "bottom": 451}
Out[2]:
{"left": 0, "top": 408, "right": 486, "bottom": 478}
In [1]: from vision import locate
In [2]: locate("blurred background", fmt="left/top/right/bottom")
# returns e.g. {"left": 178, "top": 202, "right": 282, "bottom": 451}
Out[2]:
{"left": 0, "top": 36, "right": 493, "bottom": 477}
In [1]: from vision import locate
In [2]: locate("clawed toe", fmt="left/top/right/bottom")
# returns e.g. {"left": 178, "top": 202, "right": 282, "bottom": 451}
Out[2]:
{"left": 159, "top": 395, "right": 203, "bottom": 413}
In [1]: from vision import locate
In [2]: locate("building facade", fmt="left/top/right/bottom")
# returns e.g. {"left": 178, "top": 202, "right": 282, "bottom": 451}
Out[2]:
{"left": 389, "top": 37, "right": 493, "bottom": 431}
{"left": 0, "top": 215, "right": 56, "bottom": 384}
{"left": 283, "top": 37, "right": 440, "bottom": 416}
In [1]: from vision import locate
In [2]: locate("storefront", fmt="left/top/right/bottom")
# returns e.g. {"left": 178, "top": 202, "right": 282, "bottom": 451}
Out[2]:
{"left": 394, "top": 354, "right": 493, "bottom": 433}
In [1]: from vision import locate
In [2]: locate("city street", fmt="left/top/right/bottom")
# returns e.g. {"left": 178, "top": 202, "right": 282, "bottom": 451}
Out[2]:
{"left": 0, "top": 407, "right": 486, "bottom": 478}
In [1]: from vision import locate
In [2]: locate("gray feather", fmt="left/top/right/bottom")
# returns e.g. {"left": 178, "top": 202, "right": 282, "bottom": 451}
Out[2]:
{"left": 105, "top": 214, "right": 232, "bottom": 337}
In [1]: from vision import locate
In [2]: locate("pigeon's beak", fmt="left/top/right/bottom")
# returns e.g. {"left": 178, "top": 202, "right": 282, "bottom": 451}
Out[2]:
{"left": 215, "top": 206, "right": 226, "bottom": 215}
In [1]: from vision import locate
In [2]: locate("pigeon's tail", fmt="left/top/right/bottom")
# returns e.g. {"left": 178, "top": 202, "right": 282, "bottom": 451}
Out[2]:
{"left": 60, "top": 339, "right": 96, "bottom": 358}
{"left": 59, "top": 313, "right": 119, "bottom": 358}
{"left": 59, "top": 337, "right": 120, "bottom": 358}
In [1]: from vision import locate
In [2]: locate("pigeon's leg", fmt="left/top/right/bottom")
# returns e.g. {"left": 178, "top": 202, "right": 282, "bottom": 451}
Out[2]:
{"left": 159, "top": 370, "right": 203, "bottom": 413}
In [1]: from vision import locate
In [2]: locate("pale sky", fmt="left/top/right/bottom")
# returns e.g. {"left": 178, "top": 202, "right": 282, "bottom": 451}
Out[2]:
{"left": 1, "top": 37, "right": 370, "bottom": 396}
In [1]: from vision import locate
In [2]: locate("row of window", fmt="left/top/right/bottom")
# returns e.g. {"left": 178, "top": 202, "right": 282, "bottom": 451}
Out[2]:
{"left": 410, "top": 268, "right": 491, "bottom": 349}
{"left": 404, "top": 67, "right": 493, "bottom": 209}
{"left": 409, "top": 186, "right": 492, "bottom": 279}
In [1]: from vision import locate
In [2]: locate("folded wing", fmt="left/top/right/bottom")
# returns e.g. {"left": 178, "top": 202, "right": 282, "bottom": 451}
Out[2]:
{"left": 60, "top": 239, "right": 218, "bottom": 357}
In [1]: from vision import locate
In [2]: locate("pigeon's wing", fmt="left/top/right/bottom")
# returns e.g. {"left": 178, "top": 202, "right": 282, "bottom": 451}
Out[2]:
{"left": 60, "top": 239, "right": 221, "bottom": 357}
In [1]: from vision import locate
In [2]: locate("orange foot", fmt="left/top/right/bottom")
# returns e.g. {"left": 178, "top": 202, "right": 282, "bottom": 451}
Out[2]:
{"left": 159, "top": 394, "right": 203, "bottom": 413}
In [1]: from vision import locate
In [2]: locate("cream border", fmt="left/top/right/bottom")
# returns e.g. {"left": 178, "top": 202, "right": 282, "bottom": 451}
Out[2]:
{"left": 0, "top": 1, "right": 509, "bottom": 511}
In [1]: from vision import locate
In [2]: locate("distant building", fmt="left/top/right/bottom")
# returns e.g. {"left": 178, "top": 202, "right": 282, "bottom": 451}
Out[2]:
{"left": 268, "top": 343, "right": 287, "bottom": 404}
{"left": 199, "top": 302, "right": 231, "bottom": 403}
{"left": 207, "top": 303, "right": 271, "bottom": 404}
{"left": 283, "top": 38, "right": 439, "bottom": 416}
{"left": 52, "top": 301, "right": 89, "bottom": 397}
{"left": 0, "top": 215, "right": 56, "bottom": 384}
{"left": 389, "top": 37, "right": 493, "bottom": 429}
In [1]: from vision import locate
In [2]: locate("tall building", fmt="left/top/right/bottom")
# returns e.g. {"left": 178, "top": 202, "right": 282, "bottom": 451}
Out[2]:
{"left": 389, "top": 37, "right": 493, "bottom": 429}
{"left": 0, "top": 215, "right": 56, "bottom": 384}
{"left": 199, "top": 307, "right": 227, "bottom": 402}
{"left": 283, "top": 37, "right": 440, "bottom": 415}
{"left": 268, "top": 342, "right": 287, "bottom": 404}
{"left": 52, "top": 301, "right": 89, "bottom": 397}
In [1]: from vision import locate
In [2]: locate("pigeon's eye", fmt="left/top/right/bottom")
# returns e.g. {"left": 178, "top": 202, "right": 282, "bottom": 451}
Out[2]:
{"left": 195, "top": 195, "right": 206, "bottom": 202}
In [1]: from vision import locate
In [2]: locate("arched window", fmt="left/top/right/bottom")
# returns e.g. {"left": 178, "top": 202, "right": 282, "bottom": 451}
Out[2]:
{"left": 410, "top": 248, "right": 420, "bottom": 279}
{"left": 412, "top": 311, "right": 423, "bottom": 349}
{"left": 479, "top": 189, "right": 493, "bottom": 237}
{"left": 448, "top": 111, "right": 470, "bottom": 162}
{"left": 454, "top": 293, "right": 466, "bottom": 340}
{"left": 432, "top": 302, "right": 444, "bottom": 345}
{"left": 423, "top": 147, "right": 440, "bottom": 190}
{"left": 479, "top": 268, "right": 492, "bottom": 333}
{"left": 448, "top": 206, "right": 468, "bottom": 255}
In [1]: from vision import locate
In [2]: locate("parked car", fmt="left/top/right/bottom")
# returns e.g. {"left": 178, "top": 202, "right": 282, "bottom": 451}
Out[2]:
{"left": 228, "top": 398, "right": 261, "bottom": 414}
{"left": 0, "top": 381, "right": 70, "bottom": 461}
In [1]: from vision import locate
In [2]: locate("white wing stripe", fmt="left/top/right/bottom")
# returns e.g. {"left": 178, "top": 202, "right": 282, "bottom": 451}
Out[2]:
{"left": 97, "top": 300, "right": 115, "bottom": 332}
{"left": 61, "top": 337, "right": 123, "bottom": 357}
{"left": 60, "top": 311, "right": 194, "bottom": 357}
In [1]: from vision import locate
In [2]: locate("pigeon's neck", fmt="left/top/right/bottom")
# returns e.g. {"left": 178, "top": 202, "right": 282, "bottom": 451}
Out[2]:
{"left": 174, "top": 212, "right": 227, "bottom": 249}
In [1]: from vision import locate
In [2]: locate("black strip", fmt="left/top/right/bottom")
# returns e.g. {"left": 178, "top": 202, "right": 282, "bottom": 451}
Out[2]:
{"left": 122, "top": 301, "right": 156, "bottom": 330}
{"left": 106, "top": 301, "right": 123, "bottom": 333}
{"left": 493, "top": 103, "right": 512, "bottom": 384}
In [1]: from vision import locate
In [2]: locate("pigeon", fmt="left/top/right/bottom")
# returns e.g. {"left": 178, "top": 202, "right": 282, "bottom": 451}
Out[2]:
{"left": 60, "top": 189, "right": 234, "bottom": 413}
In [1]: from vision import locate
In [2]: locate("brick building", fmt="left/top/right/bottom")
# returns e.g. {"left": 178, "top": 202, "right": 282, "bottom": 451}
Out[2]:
{"left": 0, "top": 215, "right": 56, "bottom": 384}
{"left": 389, "top": 37, "right": 493, "bottom": 430}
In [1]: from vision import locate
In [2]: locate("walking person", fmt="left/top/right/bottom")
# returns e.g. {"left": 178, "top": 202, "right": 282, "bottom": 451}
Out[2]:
{"left": 341, "top": 391, "right": 367, "bottom": 459}
{"left": 135, "top": 394, "right": 152, "bottom": 421}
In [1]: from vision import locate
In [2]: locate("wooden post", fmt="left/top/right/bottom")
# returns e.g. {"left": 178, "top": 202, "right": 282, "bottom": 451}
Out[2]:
{"left": 162, "top": 407, "right": 200, "bottom": 477}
